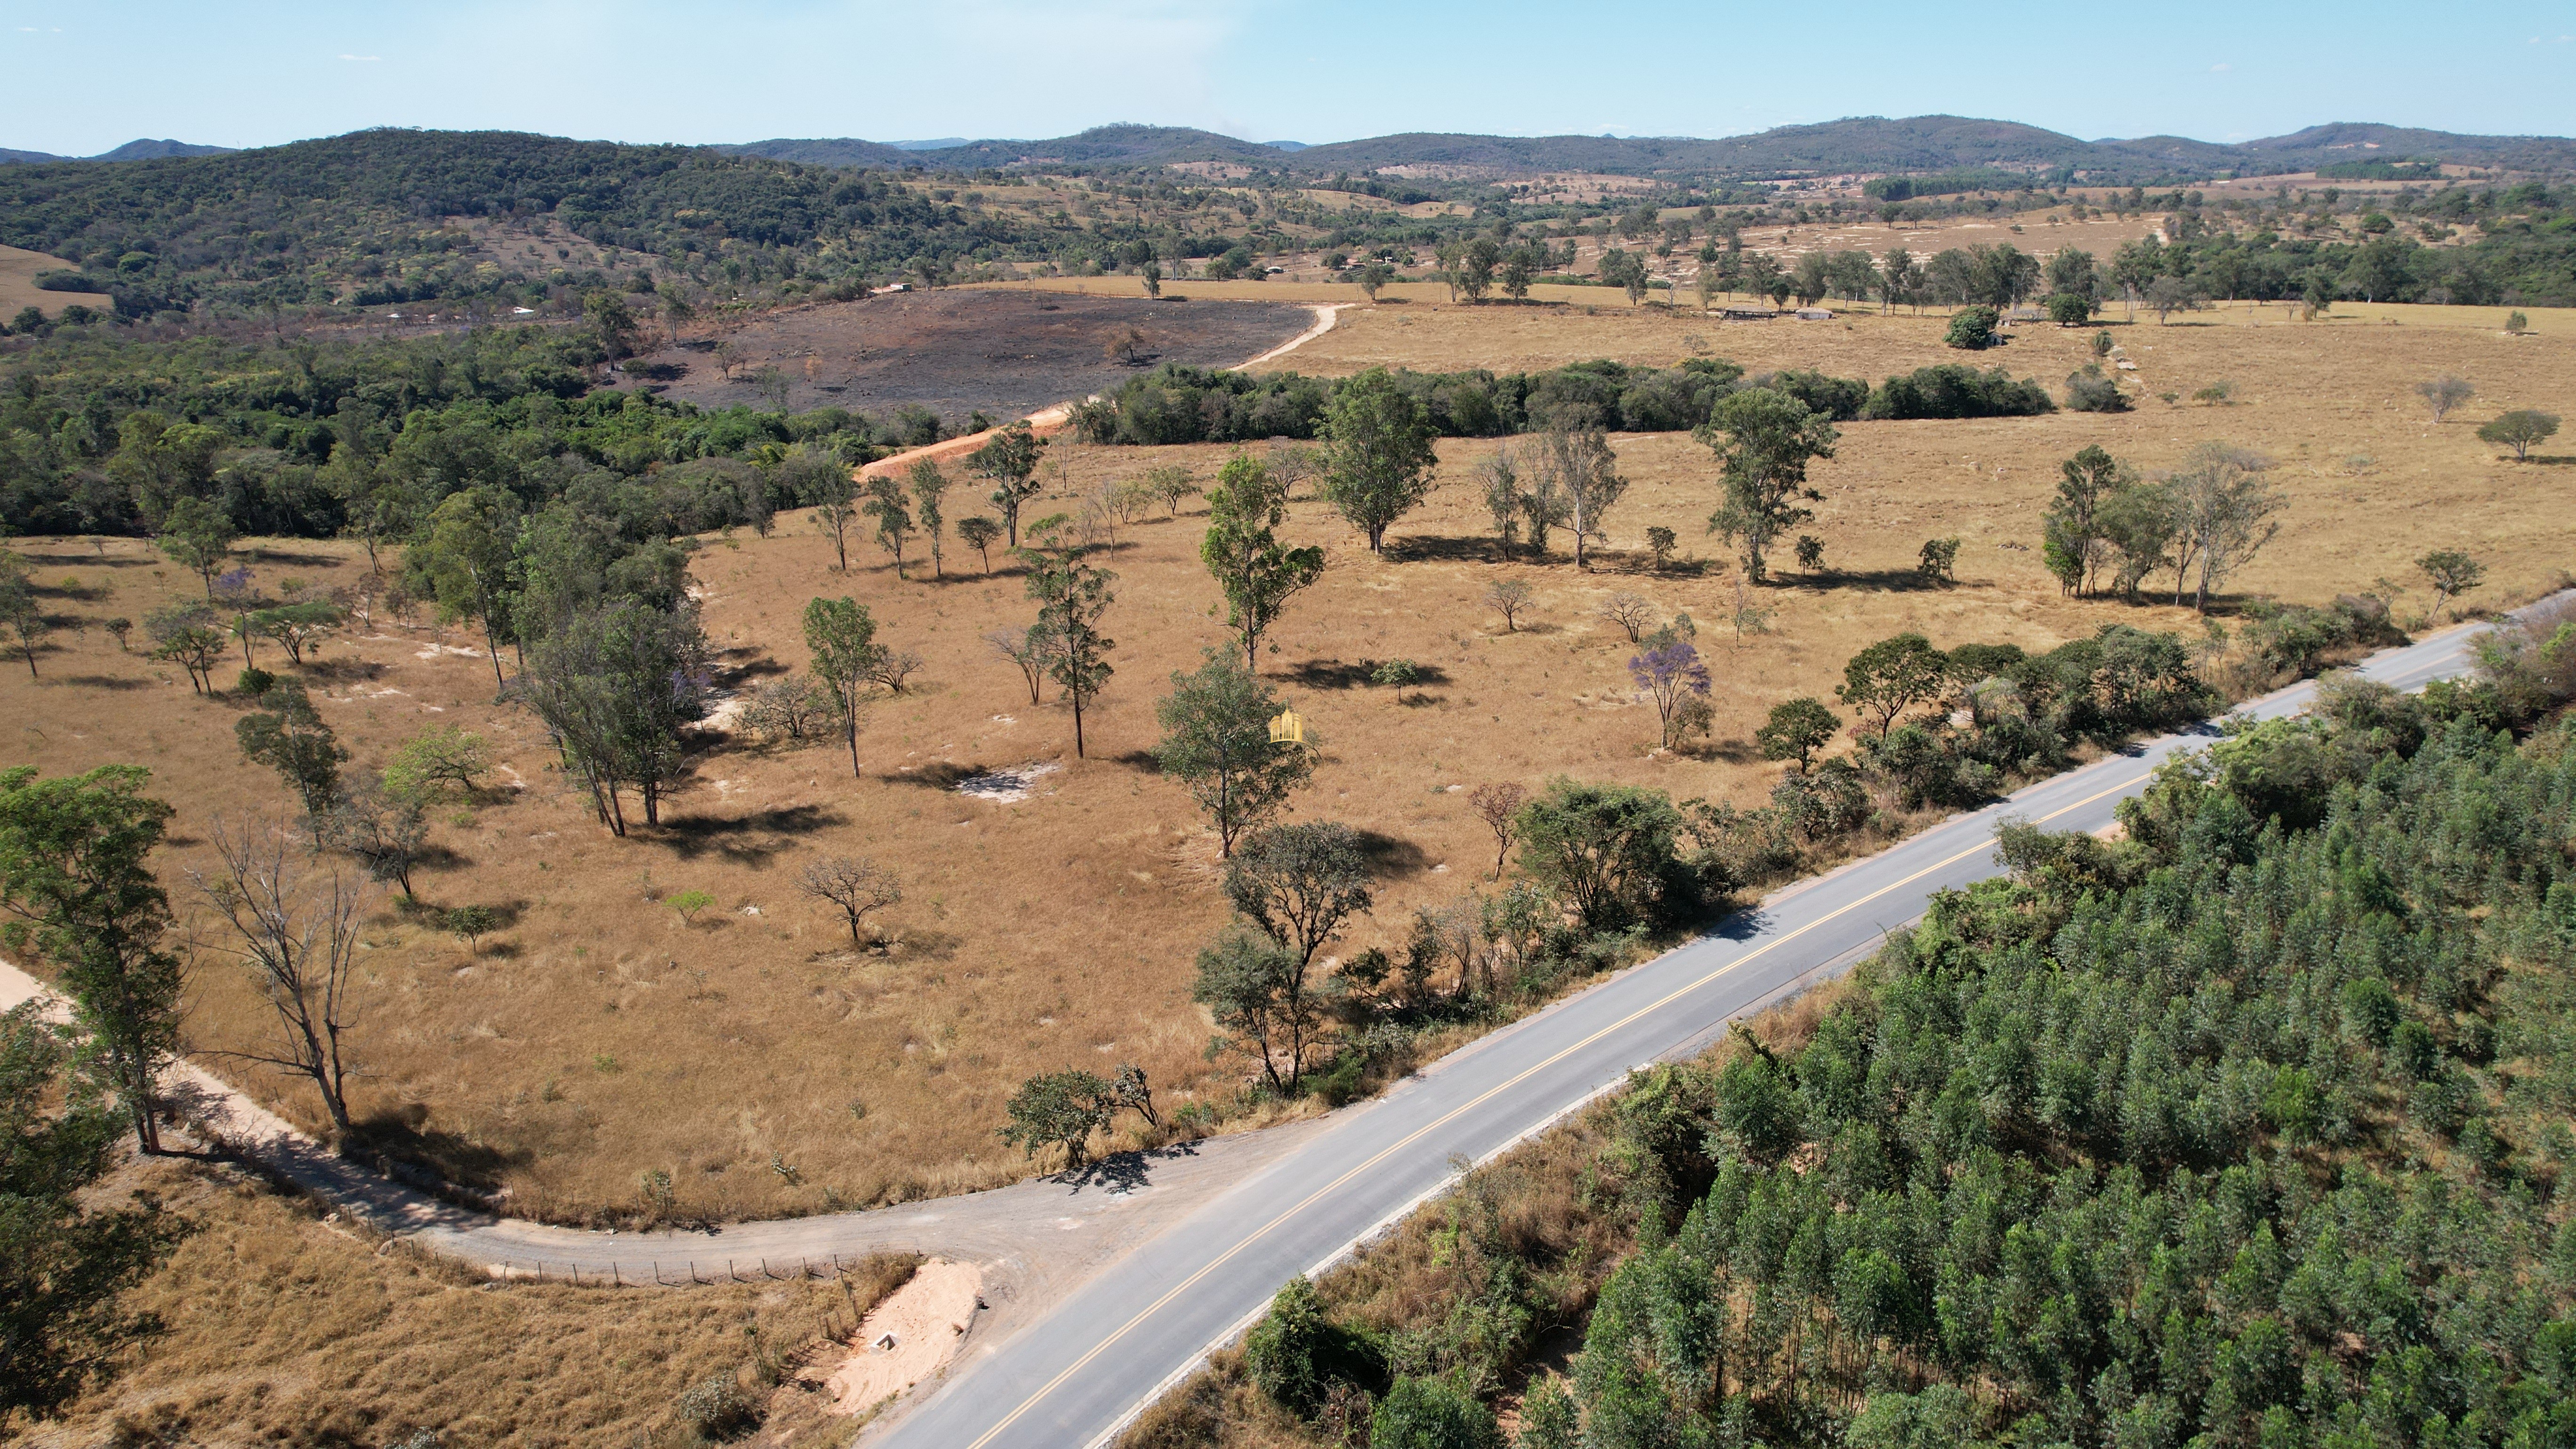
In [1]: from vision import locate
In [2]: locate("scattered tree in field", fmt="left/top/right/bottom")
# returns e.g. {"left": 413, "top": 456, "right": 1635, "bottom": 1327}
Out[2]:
{"left": 146, "top": 600, "right": 225, "bottom": 694}
{"left": 1477, "top": 445, "right": 1525, "bottom": 558}
{"left": 1318, "top": 368, "right": 1438, "bottom": 554}
{"left": 2417, "top": 549, "right": 2487, "bottom": 619}
{"left": 802, "top": 597, "right": 884, "bottom": 778}
{"left": 1486, "top": 578, "right": 1534, "bottom": 631}
{"left": 1371, "top": 658, "right": 1424, "bottom": 704}
{"left": 192, "top": 819, "right": 368, "bottom": 1134}
{"left": 741, "top": 672, "right": 839, "bottom": 744}
{"left": 1530, "top": 422, "right": 1626, "bottom": 569}
{"left": 235, "top": 679, "right": 347, "bottom": 819}
{"left": 1794, "top": 534, "right": 1826, "bottom": 573}
{"left": 1757, "top": 696, "right": 1842, "bottom": 773}
{"left": 1020, "top": 538, "right": 1117, "bottom": 758}
{"left": 956, "top": 515, "right": 1003, "bottom": 573}
{"left": 104, "top": 617, "right": 131, "bottom": 652}
{"left": 907, "top": 459, "right": 949, "bottom": 578}
{"left": 1643, "top": 525, "right": 1677, "bottom": 570}
{"left": 1227, "top": 822, "right": 1373, "bottom": 974}
{"left": 1698, "top": 388, "right": 1837, "bottom": 584}
{"left": 0, "top": 563, "right": 45, "bottom": 678}
{"left": 1944, "top": 306, "right": 1999, "bottom": 350}
{"left": 1630, "top": 637, "right": 1713, "bottom": 748}
{"left": 665, "top": 889, "right": 716, "bottom": 926}
{"left": 2041, "top": 444, "right": 2137, "bottom": 597}
{"left": 861, "top": 475, "right": 915, "bottom": 578}
{"left": 443, "top": 904, "right": 499, "bottom": 956}
{"left": 797, "top": 855, "right": 902, "bottom": 947}
{"left": 995, "top": 1064, "right": 1158, "bottom": 1170}
{"left": 1354, "top": 261, "right": 1394, "bottom": 301}
{"left": 985, "top": 623, "right": 1050, "bottom": 705}
{"left": 1141, "top": 261, "right": 1162, "bottom": 298}
{"left": 2144, "top": 275, "right": 2203, "bottom": 322}
{"left": 521, "top": 600, "right": 708, "bottom": 832}
{"left": 2191, "top": 380, "right": 2236, "bottom": 407}
{"left": 1598, "top": 249, "right": 1650, "bottom": 306}
{"left": 1201, "top": 453, "right": 1325, "bottom": 672}
{"left": 867, "top": 647, "right": 924, "bottom": 694}
{"left": 1917, "top": 537, "right": 1961, "bottom": 585}
{"left": 156, "top": 495, "right": 236, "bottom": 596}
{"left": 247, "top": 599, "right": 340, "bottom": 668}
{"left": 2478, "top": 409, "right": 2559, "bottom": 461}
{"left": 812, "top": 470, "right": 860, "bottom": 572}
{"left": 0, "top": 765, "right": 185, "bottom": 1157}
{"left": 968, "top": 421, "right": 1047, "bottom": 547}
{"left": 1154, "top": 654, "right": 1314, "bottom": 857}
{"left": 2164, "top": 443, "right": 2285, "bottom": 612}
{"left": 2064, "top": 366, "right": 2129, "bottom": 413}
{"left": 2046, "top": 292, "right": 2093, "bottom": 325}
{"left": 0, "top": 999, "right": 190, "bottom": 1417}
{"left": 1839, "top": 633, "right": 1949, "bottom": 741}
{"left": 1598, "top": 591, "right": 1657, "bottom": 643}
{"left": 1467, "top": 781, "right": 1525, "bottom": 881}
{"left": 1192, "top": 927, "right": 1314, "bottom": 1094}
{"left": 382, "top": 724, "right": 491, "bottom": 805}
{"left": 2415, "top": 374, "right": 2473, "bottom": 422}
{"left": 1144, "top": 464, "right": 1200, "bottom": 517}
{"left": 322, "top": 780, "right": 429, "bottom": 899}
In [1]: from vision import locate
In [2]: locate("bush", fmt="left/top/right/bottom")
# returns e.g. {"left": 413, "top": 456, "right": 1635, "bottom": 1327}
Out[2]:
{"left": 1862, "top": 364, "right": 2054, "bottom": 420}
{"left": 1245, "top": 1277, "right": 1382, "bottom": 1416}
{"left": 1943, "top": 305, "right": 2000, "bottom": 349}
{"left": 1370, "top": 1376, "right": 1501, "bottom": 1449}
{"left": 674, "top": 1371, "right": 757, "bottom": 1440}
{"left": 2064, "top": 367, "right": 2130, "bottom": 412}
{"left": 235, "top": 665, "right": 276, "bottom": 697}
{"left": 1513, "top": 777, "right": 1693, "bottom": 931}
{"left": 2045, "top": 292, "right": 2093, "bottom": 324}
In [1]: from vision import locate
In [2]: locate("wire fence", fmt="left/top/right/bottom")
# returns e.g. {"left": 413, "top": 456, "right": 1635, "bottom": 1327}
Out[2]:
{"left": 485, "top": 1247, "right": 937, "bottom": 1288}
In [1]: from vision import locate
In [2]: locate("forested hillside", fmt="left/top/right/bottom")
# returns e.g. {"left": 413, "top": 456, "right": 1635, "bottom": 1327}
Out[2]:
{"left": 1169, "top": 634, "right": 2576, "bottom": 1449}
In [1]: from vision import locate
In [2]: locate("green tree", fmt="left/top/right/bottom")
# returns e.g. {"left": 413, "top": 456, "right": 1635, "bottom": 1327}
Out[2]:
{"left": 995, "top": 1069, "right": 1118, "bottom": 1169}
{"left": 2164, "top": 443, "right": 2285, "bottom": 612}
{"left": 247, "top": 598, "right": 341, "bottom": 668}
{"left": 0, "top": 1002, "right": 191, "bottom": 1416}
{"left": 1192, "top": 926, "right": 1316, "bottom": 1093}
{"left": 861, "top": 475, "right": 915, "bottom": 578}
{"left": 907, "top": 459, "right": 950, "bottom": 579}
{"left": 404, "top": 487, "right": 520, "bottom": 691}
{"left": 1531, "top": 422, "right": 1626, "bottom": 570}
{"left": 1838, "top": 633, "right": 1948, "bottom": 741}
{"left": 0, "top": 765, "right": 183, "bottom": 1153}
{"left": 0, "top": 561, "right": 46, "bottom": 679}
{"left": 956, "top": 515, "right": 1003, "bottom": 574}
{"left": 1319, "top": 368, "right": 1438, "bottom": 555}
{"left": 1757, "top": 697, "right": 1842, "bottom": 773}
{"left": 2477, "top": 409, "right": 2559, "bottom": 461}
{"left": 801, "top": 596, "right": 885, "bottom": 777}
{"left": 1243, "top": 1276, "right": 1377, "bottom": 1414}
{"left": 1201, "top": 452, "right": 1325, "bottom": 670}
{"left": 1599, "top": 248, "right": 1650, "bottom": 306}
{"left": 234, "top": 678, "right": 348, "bottom": 819}
{"left": 1514, "top": 777, "right": 1686, "bottom": 931}
{"left": 1228, "top": 821, "right": 1373, "bottom": 976}
{"left": 968, "top": 421, "right": 1047, "bottom": 547}
{"left": 582, "top": 289, "right": 641, "bottom": 359}
{"left": 1019, "top": 538, "right": 1117, "bottom": 758}
{"left": 1697, "top": 388, "right": 1837, "bottom": 584}
{"left": 2042, "top": 444, "right": 2129, "bottom": 596}
{"left": 156, "top": 494, "right": 236, "bottom": 596}
{"left": 520, "top": 601, "right": 708, "bottom": 832}
{"left": 145, "top": 600, "right": 225, "bottom": 694}
{"left": 381, "top": 724, "right": 491, "bottom": 805}
{"left": 1153, "top": 655, "right": 1314, "bottom": 857}
{"left": 2416, "top": 549, "right": 2486, "bottom": 619}
{"left": 1455, "top": 238, "right": 1499, "bottom": 303}
{"left": 1944, "top": 305, "right": 2000, "bottom": 349}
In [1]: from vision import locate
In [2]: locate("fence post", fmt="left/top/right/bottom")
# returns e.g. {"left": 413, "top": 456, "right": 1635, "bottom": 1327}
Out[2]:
{"left": 612, "top": 1262, "right": 620, "bottom": 1288}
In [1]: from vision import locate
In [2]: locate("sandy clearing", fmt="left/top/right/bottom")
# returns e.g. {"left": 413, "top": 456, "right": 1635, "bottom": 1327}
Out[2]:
{"left": 1238, "top": 302, "right": 1352, "bottom": 367}
{"left": 818, "top": 1258, "right": 984, "bottom": 1415}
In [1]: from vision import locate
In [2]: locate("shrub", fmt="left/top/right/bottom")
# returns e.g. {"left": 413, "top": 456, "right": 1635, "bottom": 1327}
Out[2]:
{"left": 2064, "top": 367, "right": 2130, "bottom": 412}
{"left": 2045, "top": 292, "right": 2093, "bottom": 324}
{"left": 1917, "top": 537, "right": 1961, "bottom": 584}
{"left": 236, "top": 666, "right": 276, "bottom": 698}
{"left": 1862, "top": 364, "right": 2054, "bottom": 420}
{"left": 1245, "top": 1277, "right": 1382, "bottom": 1416}
{"left": 1514, "top": 777, "right": 1692, "bottom": 930}
{"left": 2477, "top": 408, "right": 2558, "bottom": 460}
{"left": 1943, "top": 305, "right": 1999, "bottom": 349}
{"left": 1370, "top": 1376, "right": 1501, "bottom": 1449}
{"left": 674, "top": 1371, "right": 757, "bottom": 1440}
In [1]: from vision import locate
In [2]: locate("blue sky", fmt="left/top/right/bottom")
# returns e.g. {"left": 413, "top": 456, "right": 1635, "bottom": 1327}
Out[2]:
{"left": 8, "top": 0, "right": 2573, "bottom": 156}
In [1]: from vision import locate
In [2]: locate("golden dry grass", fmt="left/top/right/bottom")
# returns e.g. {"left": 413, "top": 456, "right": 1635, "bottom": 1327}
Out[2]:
{"left": 4, "top": 300, "right": 2568, "bottom": 1225}
{"left": 11, "top": 1156, "right": 916, "bottom": 1449}
{"left": 0, "top": 242, "right": 111, "bottom": 319}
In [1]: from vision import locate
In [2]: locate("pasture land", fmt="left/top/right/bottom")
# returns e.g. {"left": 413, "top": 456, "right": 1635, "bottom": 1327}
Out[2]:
{"left": 0, "top": 242, "right": 111, "bottom": 318}
{"left": 2, "top": 299, "right": 2568, "bottom": 1225}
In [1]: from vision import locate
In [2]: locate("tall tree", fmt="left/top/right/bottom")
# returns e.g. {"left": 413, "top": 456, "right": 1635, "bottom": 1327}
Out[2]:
{"left": 234, "top": 678, "right": 348, "bottom": 821}
{"left": 1838, "top": 633, "right": 1949, "bottom": 741}
{"left": 0, "top": 1001, "right": 190, "bottom": 1417}
{"left": 1530, "top": 422, "right": 1626, "bottom": 570}
{"left": 523, "top": 600, "right": 709, "bottom": 831}
{"left": 1019, "top": 536, "right": 1118, "bottom": 758}
{"left": 404, "top": 486, "right": 520, "bottom": 691}
{"left": 1200, "top": 452, "right": 1325, "bottom": 671}
{"left": 1153, "top": 654, "right": 1315, "bottom": 857}
{"left": 156, "top": 495, "right": 235, "bottom": 597}
{"left": 968, "top": 421, "right": 1047, "bottom": 547}
{"left": 801, "top": 596, "right": 884, "bottom": 778}
{"left": 908, "top": 459, "right": 950, "bottom": 579}
{"left": 192, "top": 820, "right": 368, "bottom": 1134}
{"left": 0, "top": 765, "right": 183, "bottom": 1154}
{"left": 1697, "top": 388, "right": 1837, "bottom": 584}
{"left": 1317, "top": 367, "right": 1438, "bottom": 555}
{"left": 2041, "top": 444, "right": 2129, "bottom": 597}
{"left": 2163, "top": 443, "right": 2285, "bottom": 612}
{"left": 0, "top": 559, "right": 47, "bottom": 679}
{"left": 861, "top": 475, "right": 914, "bottom": 578}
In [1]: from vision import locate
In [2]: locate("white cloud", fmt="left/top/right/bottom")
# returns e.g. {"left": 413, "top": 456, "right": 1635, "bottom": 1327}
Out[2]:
{"left": 2209, "top": 62, "right": 2231, "bottom": 72}
{"left": 338, "top": 53, "right": 380, "bottom": 61}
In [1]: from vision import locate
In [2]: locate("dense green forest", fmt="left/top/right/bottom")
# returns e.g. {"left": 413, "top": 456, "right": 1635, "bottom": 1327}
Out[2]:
{"left": 1183, "top": 624, "right": 2576, "bottom": 1449}
{"left": 0, "top": 321, "right": 910, "bottom": 538}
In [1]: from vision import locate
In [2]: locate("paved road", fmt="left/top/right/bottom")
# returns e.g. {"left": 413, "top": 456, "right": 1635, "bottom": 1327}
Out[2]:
{"left": 869, "top": 600, "right": 2558, "bottom": 1449}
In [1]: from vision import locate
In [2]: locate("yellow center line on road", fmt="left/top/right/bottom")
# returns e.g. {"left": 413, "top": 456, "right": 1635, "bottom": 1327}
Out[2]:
{"left": 964, "top": 771, "right": 2153, "bottom": 1449}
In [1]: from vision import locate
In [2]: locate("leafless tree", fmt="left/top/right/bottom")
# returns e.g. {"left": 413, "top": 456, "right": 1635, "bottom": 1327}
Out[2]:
{"left": 1597, "top": 592, "right": 1657, "bottom": 643}
{"left": 193, "top": 819, "right": 369, "bottom": 1134}
{"left": 798, "top": 855, "right": 902, "bottom": 947}
{"left": 985, "top": 625, "right": 1050, "bottom": 704}
{"left": 2163, "top": 444, "right": 2286, "bottom": 613}
{"left": 1486, "top": 578, "right": 1535, "bottom": 632}
{"left": 1467, "top": 781, "right": 1526, "bottom": 881}
{"left": 2415, "top": 374, "right": 2473, "bottom": 423}
{"left": 867, "top": 648, "right": 926, "bottom": 694}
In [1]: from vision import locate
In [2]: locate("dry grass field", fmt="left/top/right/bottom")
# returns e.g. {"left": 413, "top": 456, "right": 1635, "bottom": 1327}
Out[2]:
{"left": 0, "top": 242, "right": 111, "bottom": 318}
{"left": 10, "top": 1157, "right": 918, "bottom": 1449}
{"left": 4, "top": 299, "right": 2568, "bottom": 1229}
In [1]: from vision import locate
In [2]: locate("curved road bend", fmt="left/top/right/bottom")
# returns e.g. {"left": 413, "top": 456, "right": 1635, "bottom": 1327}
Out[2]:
{"left": 869, "top": 596, "right": 2565, "bottom": 1449}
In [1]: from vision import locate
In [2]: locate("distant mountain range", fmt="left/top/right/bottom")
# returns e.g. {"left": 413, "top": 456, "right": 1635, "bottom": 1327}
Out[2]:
{"left": 9, "top": 117, "right": 2571, "bottom": 182}
{"left": 722, "top": 115, "right": 2576, "bottom": 181}
{"left": 0, "top": 138, "right": 235, "bottom": 165}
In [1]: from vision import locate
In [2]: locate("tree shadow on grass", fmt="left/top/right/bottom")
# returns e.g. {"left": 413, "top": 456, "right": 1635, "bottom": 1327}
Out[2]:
{"left": 1286, "top": 659, "right": 1454, "bottom": 692}
{"left": 1811, "top": 568, "right": 1940, "bottom": 595}
{"left": 12, "top": 549, "right": 158, "bottom": 569}
{"left": 243, "top": 546, "right": 343, "bottom": 568}
{"left": 1353, "top": 827, "right": 1434, "bottom": 881}
{"left": 651, "top": 804, "right": 845, "bottom": 863}
{"left": 1384, "top": 535, "right": 1501, "bottom": 564}
{"left": 884, "top": 761, "right": 982, "bottom": 791}
{"left": 345, "top": 1107, "right": 535, "bottom": 1194}
{"left": 51, "top": 674, "right": 155, "bottom": 691}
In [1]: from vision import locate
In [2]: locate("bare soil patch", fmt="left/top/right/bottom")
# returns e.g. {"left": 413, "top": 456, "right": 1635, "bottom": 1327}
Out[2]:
{"left": 620, "top": 288, "right": 1315, "bottom": 422}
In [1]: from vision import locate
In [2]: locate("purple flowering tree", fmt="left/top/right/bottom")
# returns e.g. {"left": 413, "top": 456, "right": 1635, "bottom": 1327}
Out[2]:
{"left": 1629, "top": 638, "right": 1712, "bottom": 747}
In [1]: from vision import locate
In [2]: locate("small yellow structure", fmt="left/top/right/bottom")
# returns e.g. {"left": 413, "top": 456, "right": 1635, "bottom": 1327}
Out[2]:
{"left": 1267, "top": 708, "right": 1306, "bottom": 745}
